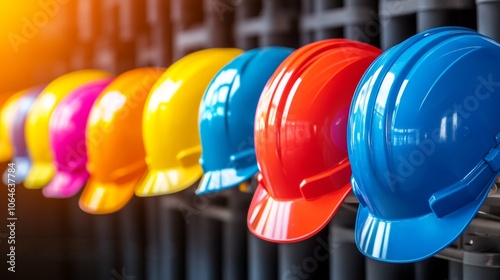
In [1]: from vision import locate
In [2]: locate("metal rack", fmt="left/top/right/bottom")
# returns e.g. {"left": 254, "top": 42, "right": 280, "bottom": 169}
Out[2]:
{"left": 299, "top": 0, "right": 379, "bottom": 46}
{"left": 170, "top": 0, "right": 235, "bottom": 60}
{"left": 234, "top": 0, "right": 299, "bottom": 49}
{"left": 378, "top": 0, "right": 476, "bottom": 49}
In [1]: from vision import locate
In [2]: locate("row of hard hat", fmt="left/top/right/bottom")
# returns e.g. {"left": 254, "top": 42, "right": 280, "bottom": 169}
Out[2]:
{"left": 2, "top": 26, "right": 499, "bottom": 264}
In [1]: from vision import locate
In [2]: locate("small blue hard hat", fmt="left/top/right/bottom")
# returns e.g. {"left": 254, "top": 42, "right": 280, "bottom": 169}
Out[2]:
{"left": 197, "top": 47, "right": 293, "bottom": 195}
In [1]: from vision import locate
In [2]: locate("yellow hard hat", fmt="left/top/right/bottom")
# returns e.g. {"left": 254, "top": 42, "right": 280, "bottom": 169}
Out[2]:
{"left": 136, "top": 48, "right": 243, "bottom": 197}
{"left": 24, "top": 70, "right": 112, "bottom": 189}
{"left": 0, "top": 91, "right": 22, "bottom": 162}
{"left": 79, "top": 68, "right": 165, "bottom": 214}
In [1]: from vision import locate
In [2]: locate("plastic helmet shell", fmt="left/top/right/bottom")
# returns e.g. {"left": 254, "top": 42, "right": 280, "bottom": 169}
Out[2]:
{"left": 79, "top": 68, "right": 164, "bottom": 214}
{"left": 24, "top": 70, "right": 111, "bottom": 189}
{"left": 43, "top": 79, "right": 113, "bottom": 198}
{"left": 3, "top": 87, "right": 42, "bottom": 184}
{"left": 348, "top": 27, "right": 500, "bottom": 263}
{"left": 248, "top": 39, "right": 382, "bottom": 243}
{"left": 196, "top": 47, "right": 294, "bottom": 195}
{"left": 135, "top": 48, "right": 243, "bottom": 197}
{"left": 0, "top": 92, "right": 23, "bottom": 162}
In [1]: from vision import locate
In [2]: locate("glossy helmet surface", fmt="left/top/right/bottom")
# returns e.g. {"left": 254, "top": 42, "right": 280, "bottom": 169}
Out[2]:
{"left": 79, "top": 68, "right": 164, "bottom": 214}
{"left": 43, "top": 79, "right": 113, "bottom": 198}
{"left": 4, "top": 87, "right": 42, "bottom": 184}
{"left": 135, "top": 48, "right": 243, "bottom": 196}
{"left": 196, "top": 47, "right": 294, "bottom": 195}
{"left": 0, "top": 91, "right": 23, "bottom": 163}
{"left": 25, "top": 70, "right": 111, "bottom": 189}
{"left": 248, "top": 39, "right": 381, "bottom": 242}
{"left": 349, "top": 27, "right": 500, "bottom": 262}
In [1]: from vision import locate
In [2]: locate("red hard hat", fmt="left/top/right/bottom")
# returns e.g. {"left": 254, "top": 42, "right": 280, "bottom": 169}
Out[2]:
{"left": 248, "top": 39, "right": 381, "bottom": 242}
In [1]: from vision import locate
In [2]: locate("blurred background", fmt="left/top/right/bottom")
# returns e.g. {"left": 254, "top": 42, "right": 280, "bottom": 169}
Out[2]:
{"left": 0, "top": 0, "right": 170, "bottom": 93}
{"left": 1, "top": 0, "right": 500, "bottom": 280}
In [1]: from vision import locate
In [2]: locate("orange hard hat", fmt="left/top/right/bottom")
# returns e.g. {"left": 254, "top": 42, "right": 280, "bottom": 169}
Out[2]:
{"left": 79, "top": 68, "right": 164, "bottom": 214}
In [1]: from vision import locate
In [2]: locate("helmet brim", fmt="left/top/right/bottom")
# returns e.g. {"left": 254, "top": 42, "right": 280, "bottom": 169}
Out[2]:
{"left": 355, "top": 182, "right": 491, "bottom": 263}
{"left": 247, "top": 181, "right": 351, "bottom": 243}
{"left": 78, "top": 174, "right": 140, "bottom": 214}
{"left": 24, "top": 161, "right": 54, "bottom": 189}
{"left": 196, "top": 165, "right": 258, "bottom": 195}
{"left": 43, "top": 168, "right": 88, "bottom": 198}
{"left": 135, "top": 165, "right": 202, "bottom": 197}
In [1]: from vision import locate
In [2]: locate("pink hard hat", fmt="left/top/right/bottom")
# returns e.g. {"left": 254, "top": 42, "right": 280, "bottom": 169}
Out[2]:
{"left": 43, "top": 78, "right": 113, "bottom": 198}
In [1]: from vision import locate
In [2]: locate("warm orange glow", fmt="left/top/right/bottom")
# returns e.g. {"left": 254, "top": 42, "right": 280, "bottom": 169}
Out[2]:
{"left": 0, "top": 1, "right": 73, "bottom": 94}
{"left": 0, "top": 2, "right": 39, "bottom": 36}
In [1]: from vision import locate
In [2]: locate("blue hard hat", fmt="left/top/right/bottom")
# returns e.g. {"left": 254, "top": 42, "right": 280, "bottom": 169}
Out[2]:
{"left": 348, "top": 26, "right": 500, "bottom": 263}
{"left": 196, "top": 47, "right": 293, "bottom": 195}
